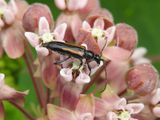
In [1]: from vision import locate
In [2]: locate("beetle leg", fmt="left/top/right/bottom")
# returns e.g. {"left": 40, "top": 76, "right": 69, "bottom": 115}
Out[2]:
{"left": 54, "top": 56, "right": 71, "bottom": 64}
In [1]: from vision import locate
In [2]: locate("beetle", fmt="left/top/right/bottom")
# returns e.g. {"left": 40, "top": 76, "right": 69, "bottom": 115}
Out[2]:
{"left": 42, "top": 41, "right": 104, "bottom": 73}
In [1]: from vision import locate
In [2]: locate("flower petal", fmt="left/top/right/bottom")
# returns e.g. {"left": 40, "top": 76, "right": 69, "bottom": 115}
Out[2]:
{"left": 82, "top": 21, "right": 91, "bottom": 30}
{"left": 95, "top": 97, "right": 110, "bottom": 117}
{"left": 47, "top": 104, "right": 75, "bottom": 120}
{"left": 126, "top": 103, "right": 144, "bottom": 114}
{"left": 54, "top": 23, "right": 67, "bottom": 41}
{"left": 75, "top": 72, "right": 90, "bottom": 84}
{"left": 24, "top": 32, "right": 39, "bottom": 47}
{"left": 93, "top": 18, "right": 104, "bottom": 29}
{"left": 151, "top": 88, "right": 160, "bottom": 105}
{"left": 60, "top": 68, "right": 73, "bottom": 82}
{"left": 39, "top": 17, "right": 50, "bottom": 35}
{"left": 79, "top": 113, "right": 93, "bottom": 120}
{"left": 8, "top": 0, "right": 18, "bottom": 15}
{"left": 2, "top": 29, "right": 24, "bottom": 59}
{"left": 61, "top": 83, "right": 82, "bottom": 110}
{"left": 107, "top": 112, "right": 118, "bottom": 120}
{"left": 131, "top": 47, "right": 147, "bottom": 60}
{"left": 102, "top": 46, "right": 131, "bottom": 61}
{"left": 54, "top": 0, "right": 66, "bottom": 10}
{"left": 153, "top": 106, "right": 160, "bottom": 118}
{"left": 77, "top": 0, "right": 88, "bottom": 9}
{"left": 3, "top": 8, "right": 15, "bottom": 25}
{"left": 114, "top": 98, "right": 127, "bottom": 110}
{"left": 105, "top": 26, "right": 116, "bottom": 45}
{"left": 0, "top": 73, "right": 5, "bottom": 88}
{"left": 35, "top": 46, "right": 49, "bottom": 56}
{"left": 76, "top": 94, "right": 95, "bottom": 115}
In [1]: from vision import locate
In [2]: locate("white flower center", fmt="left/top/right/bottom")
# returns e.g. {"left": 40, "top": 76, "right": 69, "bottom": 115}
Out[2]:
{"left": 91, "top": 28, "right": 105, "bottom": 40}
{"left": 118, "top": 111, "right": 131, "bottom": 120}
{"left": 41, "top": 33, "right": 54, "bottom": 43}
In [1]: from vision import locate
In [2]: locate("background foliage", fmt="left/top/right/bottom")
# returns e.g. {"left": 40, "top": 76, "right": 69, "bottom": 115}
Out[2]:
{"left": 0, "top": 0, "right": 159, "bottom": 119}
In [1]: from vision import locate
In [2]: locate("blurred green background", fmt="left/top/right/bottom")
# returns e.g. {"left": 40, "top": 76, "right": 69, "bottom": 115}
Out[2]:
{"left": 0, "top": 0, "right": 160, "bottom": 119}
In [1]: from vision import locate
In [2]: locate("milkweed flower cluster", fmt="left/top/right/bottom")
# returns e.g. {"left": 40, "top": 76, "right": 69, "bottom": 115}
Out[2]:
{"left": 0, "top": 0, "right": 159, "bottom": 120}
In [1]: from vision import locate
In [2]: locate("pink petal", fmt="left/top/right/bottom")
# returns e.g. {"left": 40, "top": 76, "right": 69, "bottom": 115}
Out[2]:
{"left": 3, "top": 8, "right": 15, "bottom": 25}
{"left": 70, "top": 14, "right": 82, "bottom": 40}
{"left": 93, "top": 18, "right": 104, "bottom": 29}
{"left": 107, "top": 112, "right": 118, "bottom": 120}
{"left": 54, "top": 0, "right": 66, "bottom": 10}
{"left": 126, "top": 103, "right": 144, "bottom": 114}
{"left": 101, "top": 85, "right": 119, "bottom": 103}
{"left": 0, "top": 85, "right": 28, "bottom": 103}
{"left": 82, "top": 21, "right": 91, "bottom": 30}
{"left": 153, "top": 106, "right": 160, "bottom": 118}
{"left": 38, "top": 17, "right": 50, "bottom": 35}
{"left": 77, "top": 0, "right": 88, "bottom": 9}
{"left": 79, "top": 113, "right": 93, "bottom": 120}
{"left": 35, "top": 46, "right": 49, "bottom": 56}
{"left": 2, "top": 29, "right": 24, "bottom": 59}
{"left": 105, "top": 61, "right": 129, "bottom": 94}
{"left": 95, "top": 97, "right": 110, "bottom": 117}
{"left": 76, "top": 94, "right": 94, "bottom": 115}
{"left": 105, "top": 26, "right": 116, "bottom": 45}
{"left": 60, "top": 68, "right": 73, "bottom": 82}
{"left": 68, "top": 0, "right": 78, "bottom": 11}
{"left": 47, "top": 104, "right": 75, "bottom": 120}
{"left": 8, "top": 0, "right": 18, "bottom": 15}
{"left": 41, "top": 57, "right": 59, "bottom": 89}
{"left": 24, "top": 32, "right": 39, "bottom": 47}
{"left": 54, "top": 23, "right": 67, "bottom": 41}
{"left": 61, "top": 83, "right": 82, "bottom": 110}
{"left": 75, "top": 72, "right": 90, "bottom": 84}
{"left": 102, "top": 46, "right": 131, "bottom": 61}
{"left": 114, "top": 98, "right": 127, "bottom": 110}
{"left": 0, "top": 102, "right": 4, "bottom": 120}
{"left": 151, "top": 88, "right": 160, "bottom": 105}
{"left": 131, "top": 47, "right": 147, "bottom": 60}
{"left": 0, "top": 73, "right": 5, "bottom": 88}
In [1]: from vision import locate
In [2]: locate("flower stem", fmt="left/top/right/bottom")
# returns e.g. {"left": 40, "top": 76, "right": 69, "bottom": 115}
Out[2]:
{"left": 9, "top": 100, "right": 35, "bottom": 120}
{"left": 23, "top": 53, "right": 43, "bottom": 108}
{"left": 82, "top": 60, "right": 110, "bottom": 93}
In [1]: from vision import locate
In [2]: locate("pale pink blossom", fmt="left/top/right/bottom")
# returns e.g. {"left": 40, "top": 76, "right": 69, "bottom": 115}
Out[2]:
{"left": 131, "top": 47, "right": 151, "bottom": 65}
{"left": 0, "top": 73, "right": 28, "bottom": 119}
{"left": 54, "top": 0, "right": 88, "bottom": 11}
{"left": 48, "top": 94, "right": 95, "bottom": 120}
{"left": 25, "top": 17, "right": 67, "bottom": 56}
{"left": 0, "top": 0, "right": 17, "bottom": 30}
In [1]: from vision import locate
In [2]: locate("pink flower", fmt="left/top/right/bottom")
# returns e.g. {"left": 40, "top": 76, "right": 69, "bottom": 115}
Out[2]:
{"left": 126, "top": 63, "right": 159, "bottom": 96}
{"left": 0, "top": 73, "right": 28, "bottom": 119}
{"left": 25, "top": 17, "right": 67, "bottom": 56}
{"left": 54, "top": 0, "right": 88, "bottom": 11}
{"left": 81, "top": 19, "right": 131, "bottom": 61}
{"left": 0, "top": 0, "right": 17, "bottom": 30}
{"left": 47, "top": 94, "right": 95, "bottom": 120}
{"left": 131, "top": 47, "right": 151, "bottom": 65}
{"left": 95, "top": 85, "right": 144, "bottom": 120}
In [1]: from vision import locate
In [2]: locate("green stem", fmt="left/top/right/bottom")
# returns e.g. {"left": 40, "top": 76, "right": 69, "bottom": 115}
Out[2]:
{"left": 9, "top": 100, "right": 35, "bottom": 120}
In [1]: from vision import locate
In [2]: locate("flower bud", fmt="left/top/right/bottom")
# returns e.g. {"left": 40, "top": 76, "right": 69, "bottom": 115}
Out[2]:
{"left": 126, "top": 64, "right": 159, "bottom": 96}
{"left": 115, "top": 23, "right": 138, "bottom": 52}
{"left": 86, "top": 8, "right": 114, "bottom": 30}
{"left": 23, "top": 3, "right": 53, "bottom": 32}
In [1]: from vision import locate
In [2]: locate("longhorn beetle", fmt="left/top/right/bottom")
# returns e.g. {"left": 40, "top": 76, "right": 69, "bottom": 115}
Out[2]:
{"left": 42, "top": 41, "right": 104, "bottom": 74}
